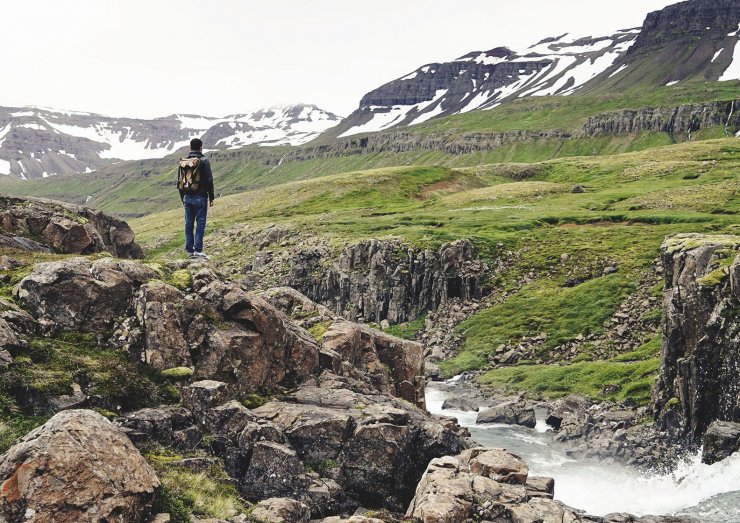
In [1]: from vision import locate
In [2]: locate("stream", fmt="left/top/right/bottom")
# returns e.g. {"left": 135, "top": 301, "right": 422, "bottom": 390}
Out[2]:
{"left": 426, "top": 381, "right": 740, "bottom": 522}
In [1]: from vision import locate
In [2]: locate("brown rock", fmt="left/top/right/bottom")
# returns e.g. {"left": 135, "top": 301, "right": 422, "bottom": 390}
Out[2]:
{"left": 250, "top": 497, "right": 311, "bottom": 523}
{"left": 0, "top": 409, "right": 158, "bottom": 522}
{"left": 182, "top": 380, "right": 228, "bottom": 419}
{"left": 0, "top": 194, "right": 143, "bottom": 258}
{"left": 322, "top": 319, "right": 425, "bottom": 407}
{"left": 194, "top": 289, "right": 320, "bottom": 395}
{"left": 15, "top": 257, "right": 157, "bottom": 332}
{"left": 135, "top": 281, "right": 191, "bottom": 370}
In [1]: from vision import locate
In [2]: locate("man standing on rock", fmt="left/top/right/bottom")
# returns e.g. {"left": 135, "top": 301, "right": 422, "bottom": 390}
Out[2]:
{"left": 178, "top": 138, "right": 215, "bottom": 259}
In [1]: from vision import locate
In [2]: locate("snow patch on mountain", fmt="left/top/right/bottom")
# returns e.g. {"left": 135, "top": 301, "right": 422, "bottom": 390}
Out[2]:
{"left": 0, "top": 103, "right": 342, "bottom": 179}
{"left": 337, "top": 28, "right": 640, "bottom": 137}
{"left": 720, "top": 40, "right": 740, "bottom": 81}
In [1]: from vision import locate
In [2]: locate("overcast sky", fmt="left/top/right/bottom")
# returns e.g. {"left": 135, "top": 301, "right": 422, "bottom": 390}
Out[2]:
{"left": 1, "top": 0, "right": 679, "bottom": 118}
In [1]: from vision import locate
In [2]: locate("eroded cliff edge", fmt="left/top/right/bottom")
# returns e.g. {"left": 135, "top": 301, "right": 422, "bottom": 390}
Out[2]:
{"left": 654, "top": 234, "right": 740, "bottom": 442}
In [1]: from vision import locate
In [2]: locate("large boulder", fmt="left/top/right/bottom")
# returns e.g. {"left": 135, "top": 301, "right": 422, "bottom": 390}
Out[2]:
{"left": 0, "top": 194, "right": 143, "bottom": 258}
{"left": 406, "top": 448, "right": 536, "bottom": 522}
{"left": 263, "top": 287, "right": 426, "bottom": 408}
{"left": 477, "top": 403, "right": 536, "bottom": 429}
{"left": 191, "top": 286, "right": 321, "bottom": 394}
{"left": 14, "top": 257, "right": 158, "bottom": 332}
{"left": 0, "top": 409, "right": 159, "bottom": 522}
{"left": 322, "top": 320, "right": 425, "bottom": 408}
{"left": 702, "top": 420, "right": 740, "bottom": 464}
{"left": 246, "top": 373, "right": 469, "bottom": 513}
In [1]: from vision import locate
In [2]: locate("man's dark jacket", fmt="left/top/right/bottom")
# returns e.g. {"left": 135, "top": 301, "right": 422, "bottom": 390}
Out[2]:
{"left": 179, "top": 151, "right": 215, "bottom": 202}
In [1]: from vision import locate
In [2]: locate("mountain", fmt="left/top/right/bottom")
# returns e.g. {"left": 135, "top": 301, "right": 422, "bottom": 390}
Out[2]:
{"left": 331, "top": 0, "right": 740, "bottom": 138}
{"left": 0, "top": 104, "right": 341, "bottom": 180}
{"left": 592, "top": 0, "right": 740, "bottom": 91}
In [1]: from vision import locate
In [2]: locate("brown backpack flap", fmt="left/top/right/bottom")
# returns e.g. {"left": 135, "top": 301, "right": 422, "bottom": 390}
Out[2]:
{"left": 178, "top": 157, "right": 202, "bottom": 192}
{"left": 179, "top": 157, "right": 200, "bottom": 170}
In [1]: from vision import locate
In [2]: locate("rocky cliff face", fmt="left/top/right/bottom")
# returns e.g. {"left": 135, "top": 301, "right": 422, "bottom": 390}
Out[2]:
{"left": 0, "top": 194, "right": 143, "bottom": 258}
{"left": 602, "top": 0, "right": 740, "bottom": 88}
{"left": 628, "top": 0, "right": 740, "bottom": 58}
{"left": 581, "top": 100, "right": 740, "bottom": 140}
{"left": 245, "top": 238, "right": 488, "bottom": 324}
{"left": 653, "top": 234, "right": 740, "bottom": 442}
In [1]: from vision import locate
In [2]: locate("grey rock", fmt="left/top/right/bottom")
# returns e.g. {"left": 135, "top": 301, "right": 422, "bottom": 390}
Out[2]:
{"left": 702, "top": 420, "right": 740, "bottom": 464}
{"left": 182, "top": 380, "right": 228, "bottom": 420}
{"left": 654, "top": 235, "right": 740, "bottom": 442}
{"left": 526, "top": 476, "right": 555, "bottom": 499}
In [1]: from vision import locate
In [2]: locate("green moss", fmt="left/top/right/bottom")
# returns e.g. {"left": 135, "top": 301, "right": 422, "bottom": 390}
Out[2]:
{"left": 0, "top": 331, "right": 180, "bottom": 417}
{"left": 385, "top": 315, "right": 426, "bottom": 340}
{"left": 663, "top": 234, "right": 740, "bottom": 255}
{"left": 444, "top": 274, "right": 634, "bottom": 375}
{"left": 161, "top": 367, "right": 194, "bottom": 380}
{"left": 665, "top": 397, "right": 681, "bottom": 408}
{"left": 0, "top": 417, "right": 47, "bottom": 454}
{"left": 641, "top": 307, "right": 663, "bottom": 325}
{"left": 696, "top": 267, "right": 728, "bottom": 287}
{"left": 306, "top": 459, "right": 339, "bottom": 474}
{"left": 146, "top": 447, "right": 246, "bottom": 521}
{"left": 613, "top": 336, "right": 662, "bottom": 362}
{"left": 438, "top": 352, "right": 487, "bottom": 378}
{"left": 153, "top": 485, "right": 191, "bottom": 523}
{"left": 308, "top": 321, "right": 333, "bottom": 342}
{"left": 240, "top": 392, "right": 270, "bottom": 409}
{"left": 169, "top": 270, "right": 193, "bottom": 291}
{"left": 143, "top": 262, "right": 166, "bottom": 276}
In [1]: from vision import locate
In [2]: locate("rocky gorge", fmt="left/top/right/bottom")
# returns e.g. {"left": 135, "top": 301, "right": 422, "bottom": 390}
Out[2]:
{"left": 2, "top": 212, "right": 733, "bottom": 521}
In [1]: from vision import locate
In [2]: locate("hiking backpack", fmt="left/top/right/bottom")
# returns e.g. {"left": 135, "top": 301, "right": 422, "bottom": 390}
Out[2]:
{"left": 177, "top": 157, "right": 202, "bottom": 194}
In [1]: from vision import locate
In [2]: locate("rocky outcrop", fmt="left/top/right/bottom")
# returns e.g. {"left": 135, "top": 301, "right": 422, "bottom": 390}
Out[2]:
{"left": 405, "top": 447, "right": 575, "bottom": 522}
{"left": 249, "top": 238, "right": 487, "bottom": 324}
{"left": 477, "top": 403, "right": 536, "bottom": 429}
{"left": 0, "top": 194, "right": 143, "bottom": 258}
{"left": 627, "top": 0, "right": 740, "bottom": 58}
{"left": 654, "top": 234, "right": 740, "bottom": 442}
{"left": 405, "top": 446, "right": 691, "bottom": 523}
{"left": 119, "top": 373, "right": 470, "bottom": 517}
{"left": 262, "top": 286, "right": 426, "bottom": 407}
{"left": 580, "top": 101, "right": 740, "bottom": 141}
{"left": 701, "top": 420, "right": 740, "bottom": 465}
{"left": 15, "top": 259, "right": 423, "bottom": 407}
{"left": 0, "top": 409, "right": 159, "bottom": 522}
{"left": 15, "top": 257, "right": 157, "bottom": 332}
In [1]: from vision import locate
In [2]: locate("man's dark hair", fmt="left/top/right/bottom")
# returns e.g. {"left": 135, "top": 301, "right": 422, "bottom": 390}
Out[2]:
{"left": 190, "top": 138, "right": 203, "bottom": 151}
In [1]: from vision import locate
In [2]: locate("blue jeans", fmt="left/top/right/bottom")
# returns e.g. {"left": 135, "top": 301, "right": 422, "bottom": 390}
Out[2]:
{"left": 183, "top": 195, "right": 208, "bottom": 253}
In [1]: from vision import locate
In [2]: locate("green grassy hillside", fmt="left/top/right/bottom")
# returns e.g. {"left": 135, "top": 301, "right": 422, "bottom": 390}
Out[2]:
{"left": 2, "top": 82, "right": 738, "bottom": 219}
{"left": 129, "top": 138, "right": 740, "bottom": 403}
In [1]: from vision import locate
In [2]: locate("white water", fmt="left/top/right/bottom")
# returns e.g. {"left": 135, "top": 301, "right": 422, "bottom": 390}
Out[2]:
{"left": 426, "top": 382, "right": 740, "bottom": 522}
